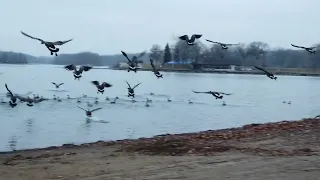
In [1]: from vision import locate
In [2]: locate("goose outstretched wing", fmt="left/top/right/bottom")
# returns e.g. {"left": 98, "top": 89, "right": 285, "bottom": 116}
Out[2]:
{"left": 179, "top": 35, "right": 189, "bottom": 41}
{"left": 121, "top": 51, "right": 132, "bottom": 63}
{"left": 20, "top": 31, "right": 45, "bottom": 43}
{"left": 53, "top": 39, "right": 73, "bottom": 46}
{"left": 254, "top": 66, "right": 273, "bottom": 75}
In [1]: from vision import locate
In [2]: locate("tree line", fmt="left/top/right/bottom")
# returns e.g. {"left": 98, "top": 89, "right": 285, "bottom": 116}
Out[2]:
{"left": 2, "top": 40, "right": 320, "bottom": 69}
{"left": 149, "top": 40, "right": 320, "bottom": 68}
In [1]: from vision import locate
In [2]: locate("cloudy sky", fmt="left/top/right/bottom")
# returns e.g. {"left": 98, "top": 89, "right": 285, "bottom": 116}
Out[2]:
{"left": 1, "top": 0, "right": 319, "bottom": 56}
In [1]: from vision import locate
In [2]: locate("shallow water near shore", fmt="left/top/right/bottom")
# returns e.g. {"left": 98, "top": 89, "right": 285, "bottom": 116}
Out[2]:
{"left": 0, "top": 64, "right": 319, "bottom": 152}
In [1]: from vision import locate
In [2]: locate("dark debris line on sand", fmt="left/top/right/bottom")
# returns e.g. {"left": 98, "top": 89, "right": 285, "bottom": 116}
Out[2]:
{"left": 2, "top": 118, "right": 320, "bottom": 164}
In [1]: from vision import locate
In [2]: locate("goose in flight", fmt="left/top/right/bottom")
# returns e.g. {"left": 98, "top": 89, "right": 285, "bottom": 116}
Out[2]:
{"left": 179, "top": 34, "right": 202, "bottom": 45}
{"left": 291, "top": 44, "right": 316, "bottom": 54}
{"left": 121, "top": 51, "right": 141, "bottom": 73}
{"left": 192, "top": 90, "right": 232, "bottom": 99}
{"left": 254, "top": 66, "right": 277, "bottom": 80}
{"left": 20, "top": 31, "right": 73, "bottom": 56}
{"left": 126, "top": 81, "right": 141, "bottom": 98}
{"left": 5, "top": 83, "right": 18, "bottom": 108}
{"left": 77, "top": 106, "right": 102, "bottom": 117}
{"left": 205, "top": 39, "right": 239, "bottom": 50}
{"left": 64, "top": 64, "right": 92, "bottom": 80}
{"left": 150, "top": 59, "right": 164, "bottom": 78}
{"left": 51, "top": 82, "right": 64, "bottom": 89}
{"left": 91, "top": 81, "right": 112, "bottom": 94}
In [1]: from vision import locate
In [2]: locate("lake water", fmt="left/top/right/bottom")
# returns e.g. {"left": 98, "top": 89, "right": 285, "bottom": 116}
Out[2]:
{"left": 0, "top": 64, "right": 319, "bottom": 152}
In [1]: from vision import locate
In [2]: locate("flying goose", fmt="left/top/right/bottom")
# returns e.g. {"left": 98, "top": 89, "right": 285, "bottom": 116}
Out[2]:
{"left": 91, "top": 81, "right": 112, "bottom": 94}
{"left": 254, "top": 66, "right": 277, "bottom": 80}
{"left": 150, "top": 59, "right": 164, "bottom": 78}
{"left": 126, "top": 81, "right": 141, "bottom": 98}
{"left": 192, "top": 90, "right": 232, "bottom": 99}
{"left": 5, "top": 84, "right": 18, "bottom": 108}
{"left": 20, "top": 31, "right": 73, "bottom": 56}
{"left": 64, "top": 64, "right": 92, "bottom": 80}
{"left": 77, "top": 106, "right": 102, "bottom": 117}
{"left": 205, "top": 39, "right": 239, "bottom": 50}
{"left": 291, "top": 44, "right": 316, "bottom": 54}
{"left": 121, "top": 51, "right": 141, "bottom": 73}
{"left": 179, "top": 34, "right": 202, "bottom": 45}
{"left": 51, "top": 82, "right": 64, "bottom": 89}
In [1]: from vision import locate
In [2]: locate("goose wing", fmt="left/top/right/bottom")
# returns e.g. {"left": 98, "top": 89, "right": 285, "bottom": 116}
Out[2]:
{"left": 192, "top": 90, "right": 212, "bottom": 94}
{"left": 121, "top": 51, "right": 132, "bottom": 63}
{"left": 52, "top": 39, "right": 73, "bottom": 46}
{"left": 91, "top": 107, "right": 102, "bottom": 112}
{"left": 205, "top": 39, "right": 220, "bottom": 44}
{"left": 190, "top": 34, "right": 202, "bottom": 41}
{"left": 225, "top": 43, "right": 239, "bottom": 46}
{"left": 58, "top": 83, "right": 64, "bottom": 86}
{"left": 77, "top": 106, "right": 87, "bottom": 112}
{"left": 179, "top": 35, "right": 189, "bottom": 41}
{"left": 79, "top": 65, "right": 92, "bottom": 72}
{"left": 254, "top": 66, "right": 273, "bottom": 75}
{"left": 217, "top": 92, "right": 233, "bottom": 95}
{"left": 291, "top": 44, "right": 305, "bottom": 49}
{"left": 126, "top": 81, "right": 131, "bottom": 88}
{"left": 20, "top": 31, "right": 45, "bottom": 43}
{"left": 150, "top": 59, "right": 156, "bottom": 71}
{"left": 5, "top": 84, "right": 14, "bottom": 97}
{"left": 91, "top": 81, "right": 100, "bottom": 86}
{"left": 133, "top": 82, "right": 141, "bottom": 89}
{"left": 51, "top": 82, "right": 57, "bottom": 86}
{"left": 101, "top": 82, "right": 112, "bottom": 88}
{"left": 64, "top": 64, "right": 76, "bottom": 71}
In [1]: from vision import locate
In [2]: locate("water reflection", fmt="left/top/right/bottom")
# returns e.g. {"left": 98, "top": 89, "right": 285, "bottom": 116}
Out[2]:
{"left": 81, "top": 119, "right": 92, "bottom": 135}
{"left": 7, "top": 135, "right": 17, "bottom": 151}
{"left": 26, "top": 118, "right": 34, "bottom": 134}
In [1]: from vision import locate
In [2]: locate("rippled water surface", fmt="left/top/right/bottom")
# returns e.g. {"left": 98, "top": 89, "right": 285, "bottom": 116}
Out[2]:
{"left": 0, "top": 64, "right": 319, "bottom": 151}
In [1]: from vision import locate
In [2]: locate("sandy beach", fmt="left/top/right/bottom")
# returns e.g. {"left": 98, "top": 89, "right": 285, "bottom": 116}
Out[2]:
{"left": 1, "top": 118, "right": 320, "bottom": 180}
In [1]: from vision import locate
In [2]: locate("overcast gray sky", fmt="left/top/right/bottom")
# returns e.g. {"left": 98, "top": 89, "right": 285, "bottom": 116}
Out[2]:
{"left": 1, "top": 0, "right": 319, "bottom": 56}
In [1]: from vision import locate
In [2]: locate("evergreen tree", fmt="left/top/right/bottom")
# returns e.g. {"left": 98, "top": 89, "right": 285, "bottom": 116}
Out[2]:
{"left": 163, "top": 43, "right": 172, "bottom": 64}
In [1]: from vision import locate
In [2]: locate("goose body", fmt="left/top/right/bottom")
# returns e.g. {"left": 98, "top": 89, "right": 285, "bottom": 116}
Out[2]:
{"left": 150, "top": 59, "right": 164, "bottom": 78}
{"left": 291, "top": 44, "right": 316, "bottom": 54}
{"left": 179, "top": 34, "right": 202, "bottom": 45}
{"left": 121, "top": 51, "right": 144, "bottom": 73}
{"left": 126, "top": 81, "right": 141, "bottom": 98}
{"left": 77, "top": 106, "right": 102, "bottom": 118}
{"left": 205, "top": 39, "right": 239, "bottom": 50}
{"left": 192, "top": 90, "right": 232, "bottom": 99}
{"left": 91, "top": 81, "right": 112, "bottom": 94}
{"left": 20, "top": 31, "right": 72, "bottom": 56}
{"left": 254, "top": 66, "right": 277, "bottom": 80}
{"left": 51, "top": 82, "right": 64, "bottom": 88}
{"left": 64, "top": 64, "right": 92, "bottom": 80}
{"left": 5, "top": 84, "right": 17, "bottom": 108}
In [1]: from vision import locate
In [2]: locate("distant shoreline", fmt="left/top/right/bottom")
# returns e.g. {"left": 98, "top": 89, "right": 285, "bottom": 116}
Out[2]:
{"left": 1, "top": 63, "right": 320, "bottom": 77}
{"left": 112, "top": 68, "right": 320, "bottom": 77}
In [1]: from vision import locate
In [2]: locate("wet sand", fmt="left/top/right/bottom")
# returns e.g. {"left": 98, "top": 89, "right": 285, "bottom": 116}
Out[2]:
{"left": 1, "top": 118, "right": 320, "bottom": 180}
